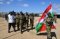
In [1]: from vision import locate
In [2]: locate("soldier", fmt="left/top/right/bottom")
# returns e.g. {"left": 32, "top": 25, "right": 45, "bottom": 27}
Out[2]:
{"left": 16, "top": 13, "right": 20, "bottom": 30}
{"left": 46, "top": 13, "right": 53, "bottom": 39}
{"left": 29, "top": 13, "right": 34, "bottom": 29}
{"left": 25, "top": 12, "right": 29, "bottom": 31}
{"left": 20, "top": 12, "right": 24, "bottom": 34}
{"left": 12, "top": 11, "right": 16, "bottom": 25}
{"left": 8, "top": 12, "right": 16, "bottom": 33}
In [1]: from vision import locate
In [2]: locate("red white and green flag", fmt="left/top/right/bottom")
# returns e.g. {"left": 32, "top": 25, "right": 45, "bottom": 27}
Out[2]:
{"left": 35, "top": 4, "right": 56, "bottom": 33}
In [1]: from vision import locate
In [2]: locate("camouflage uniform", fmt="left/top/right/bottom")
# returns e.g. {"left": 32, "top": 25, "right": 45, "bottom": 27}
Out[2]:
{"left": 25, "top": 13, "right": 29, "bottom": 31}
{"left": 20, "top": 12, "right": 24, "bottom": 33}
{"left": 29, "top": 14, "right": 34, "bottom": 29}
{"left": 16, "top": 13, "right": 20, "bottom": 30}
{"left": 46, "top": 13, "right": 53, "bottom": 39}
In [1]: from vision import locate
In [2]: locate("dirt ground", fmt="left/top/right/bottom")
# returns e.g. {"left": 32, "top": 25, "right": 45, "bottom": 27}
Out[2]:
{"left": 0, "top": 17, "right": 60, "bottom": 39}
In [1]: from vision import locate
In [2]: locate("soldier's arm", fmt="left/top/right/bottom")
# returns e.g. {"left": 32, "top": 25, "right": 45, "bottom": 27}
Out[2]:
{"left": 53, "top": 16, "right": 56, "bottom": 23}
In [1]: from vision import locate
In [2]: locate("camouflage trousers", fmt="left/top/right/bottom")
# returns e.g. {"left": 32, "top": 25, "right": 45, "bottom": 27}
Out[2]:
{"left": 30, "top": 19, "right": 34, "bottom": 29}
{"left": 46, "top": 26, "right": 51, "bottom": 39}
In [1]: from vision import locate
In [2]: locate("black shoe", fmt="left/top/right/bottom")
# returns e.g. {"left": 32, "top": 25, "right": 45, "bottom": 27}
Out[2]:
{"left": 14, "top": 30, "right": 16, "bottom": 32}
{"left": 17, "top": 29, "right": 20, "bottom": 31}
{"left": 8, "top": 31, "right": 10, "bottom": 33}
{"left": 26, "top": 29, "right": 29, "bottom": 32}
{"left": 20, "top": 30, "right": 23, "bottom": 34}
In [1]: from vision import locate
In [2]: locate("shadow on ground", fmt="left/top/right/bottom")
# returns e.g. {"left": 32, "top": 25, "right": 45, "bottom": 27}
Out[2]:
{"left": 37, "top": 32, "right": 57, "bottom": 39}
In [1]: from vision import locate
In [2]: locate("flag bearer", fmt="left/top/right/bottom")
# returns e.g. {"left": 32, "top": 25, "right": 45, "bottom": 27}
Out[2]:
{"left": 46, "top": 13, "right": 53, "bottom": 39}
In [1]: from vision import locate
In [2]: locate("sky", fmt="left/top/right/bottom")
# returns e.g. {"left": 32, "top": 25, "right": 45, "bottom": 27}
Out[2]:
{"left": 0, "top": 0, "right": 60, "bottom": 14}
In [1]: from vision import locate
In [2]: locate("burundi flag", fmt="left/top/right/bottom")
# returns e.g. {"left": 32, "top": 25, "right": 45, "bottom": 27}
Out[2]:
{"left": 35, "top": 4, "right": 56, "bottom": 33}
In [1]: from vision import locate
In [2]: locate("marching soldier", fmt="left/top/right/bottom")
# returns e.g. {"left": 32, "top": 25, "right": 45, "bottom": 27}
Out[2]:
{"left": 29, "top": 13, "right": 34, "bottom": 29}
{"left": 8, "top": 12, "right": 16, "bottom": 33}
{"left": 20, "top": 12, "right": 24, "bottom": 34}
{"left": 25, "top": 12, "right": 29, "bottom": 31}
{"left": 16, "top": 13, "right": 20, "bottom": 30}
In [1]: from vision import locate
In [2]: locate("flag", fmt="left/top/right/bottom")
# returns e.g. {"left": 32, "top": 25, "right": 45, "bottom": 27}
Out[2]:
{"left": 48, "top": 8, "right": 54, "bottom": 18}
{"left": 39, "top": 4, "right": 56, "bottom": 32}
{"left": 35, "top": 4, "right": 52, "bottom": 32}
